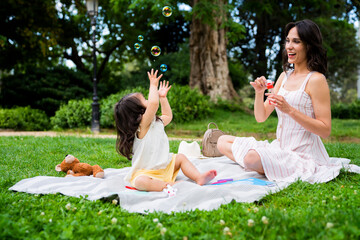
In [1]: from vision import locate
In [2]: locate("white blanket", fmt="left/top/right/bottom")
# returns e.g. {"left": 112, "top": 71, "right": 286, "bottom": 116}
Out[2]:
{"left": 9, "top": 156, "right": 360, "bottom": 214}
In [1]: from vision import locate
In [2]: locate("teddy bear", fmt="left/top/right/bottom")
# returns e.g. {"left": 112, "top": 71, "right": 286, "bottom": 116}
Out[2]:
{"left": 55, "top": 154, "right": 104, "bottom": 178}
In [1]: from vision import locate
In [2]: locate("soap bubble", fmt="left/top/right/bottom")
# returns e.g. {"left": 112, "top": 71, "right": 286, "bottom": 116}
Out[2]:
{"left": 151, "top": 46, "right": 161, "bottom": 57}
{"left": 134, "top": 43, "right": 141, "bottom": 49}
{"left": 160, "top": 64, "right": 167, "bottom": 72}
{"left": 138, "top": 35, "right": 144, "bottom": 41}
{"left": 162, "top": 6, "right": 172, "bottom": 17}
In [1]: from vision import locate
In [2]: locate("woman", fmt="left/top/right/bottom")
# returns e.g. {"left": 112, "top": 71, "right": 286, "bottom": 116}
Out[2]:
{"left": 217, "top": 19, "right": 336, "bottom": 183}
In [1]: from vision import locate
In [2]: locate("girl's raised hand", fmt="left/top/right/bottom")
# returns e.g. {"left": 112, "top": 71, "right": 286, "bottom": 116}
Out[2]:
{"left": 158, "top": 80, "right": 171, "bottom": 98}
{"left": 147, "top": 69, "right": 163, "bottom": 86}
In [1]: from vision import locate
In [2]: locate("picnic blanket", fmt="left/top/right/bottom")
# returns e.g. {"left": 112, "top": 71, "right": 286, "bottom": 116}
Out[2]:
{"left": 9, "top": 156, "right": 360, "bottom": 214}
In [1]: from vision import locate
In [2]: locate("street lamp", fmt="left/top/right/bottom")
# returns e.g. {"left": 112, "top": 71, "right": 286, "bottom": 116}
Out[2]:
{"left": 86, "top": 0, "right": 100, "bottom": 133}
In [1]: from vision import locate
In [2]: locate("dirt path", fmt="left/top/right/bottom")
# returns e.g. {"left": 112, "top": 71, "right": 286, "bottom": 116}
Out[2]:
{"left": 0, "top": 131, "right": 201, "bottom": 141}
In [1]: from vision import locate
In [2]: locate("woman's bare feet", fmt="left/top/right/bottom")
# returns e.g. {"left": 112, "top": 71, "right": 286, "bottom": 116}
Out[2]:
{"left": 196, "top": 170, "right": 217, "bottom": 185}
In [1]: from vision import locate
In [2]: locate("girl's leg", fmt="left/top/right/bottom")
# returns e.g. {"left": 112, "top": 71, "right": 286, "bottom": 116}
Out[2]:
{"left": 174, "top": 153, "right": 217, "bottom": 185}
{"left": 134, "top": 175, "right": 169, "bottom": 191}
{"left": 243, "top": 150, "right": 264, "bottom": 174}
{"left": 217, "top": 135, "right": 236, "bottom": 161}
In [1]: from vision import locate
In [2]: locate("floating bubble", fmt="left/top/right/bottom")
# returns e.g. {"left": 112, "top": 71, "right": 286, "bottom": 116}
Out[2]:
{"left": 162, "top": 6, "right": 172, "bottom": 17}
{"left": 151, "top": 46, "right": 161, "bottom": 57}
{"left": 160, "top": 64, "right": 167, "bottom": 72}
{"left": 134, "top": 43, "right": 141, "bottom": 49}
{"left": 138, "top": 35, "right": 144, "bottom": 42}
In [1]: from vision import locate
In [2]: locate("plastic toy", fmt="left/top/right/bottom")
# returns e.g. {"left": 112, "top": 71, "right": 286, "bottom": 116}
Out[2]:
{"left": 163, "top": 184, "right": 177, "bottom": 197}
{"left": 266, "top": 80, "right": 274, "bottom": 105}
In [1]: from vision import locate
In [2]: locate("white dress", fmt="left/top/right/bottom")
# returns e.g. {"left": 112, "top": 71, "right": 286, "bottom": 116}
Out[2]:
{"left": 232, "top": 71, "right": 346, "bottom": 183}
{"left": 124, "top": 118, "right": 173, "bottom": 183}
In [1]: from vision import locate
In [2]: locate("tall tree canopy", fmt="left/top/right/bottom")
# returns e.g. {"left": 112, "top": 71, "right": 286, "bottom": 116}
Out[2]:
{"left": 231, "top": 0, "right": 360, "bottom": 100}
{"left": 0, "top": 0, "right": 61, "bottom": 70}
{"left": 0, "top": 0, "right": 359, "bottom": 104}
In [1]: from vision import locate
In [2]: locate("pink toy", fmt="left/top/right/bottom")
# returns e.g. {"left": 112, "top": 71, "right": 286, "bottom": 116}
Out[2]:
{"left": 212, "top": 178, "right": 233, "bottom": 185}
{"left": 163, "top": 184, "right": 177, "bottom": 197}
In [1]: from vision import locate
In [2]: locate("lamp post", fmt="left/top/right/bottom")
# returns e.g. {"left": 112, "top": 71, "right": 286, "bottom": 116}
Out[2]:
{"left": 86, "top": 0, "right": 100, "bottom": 133}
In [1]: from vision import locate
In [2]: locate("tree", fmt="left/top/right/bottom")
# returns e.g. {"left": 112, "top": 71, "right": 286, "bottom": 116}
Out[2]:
{"left": 0, "top": 0, "right": 61, "bottom": 71}
{"left": 0, "top": 66, "right": 92, "bottom": 116}
{"left": 189, "top": 0, "right": 240, "bottom": 101}
{"left": 318, "top": 18, "right": 360, "bottom": 101}
{"left": 231, "top": 0, "right": 360, "bottom": 101}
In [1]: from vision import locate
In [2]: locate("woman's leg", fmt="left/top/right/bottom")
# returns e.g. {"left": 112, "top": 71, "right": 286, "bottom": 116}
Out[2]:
{"left": 134, "top": 175, "right": 170, "bottom": 191}
{"left": 243, "top": 150, "right": 264, "bottom": 174}
{"left": 218, "top": 135, "right": 264, "bottom": 174}
{"left": 217, "top": 135, "right": 236, "bottom": 161}
{"left": 174, "top": 154, "right": 217, "bottom": 185}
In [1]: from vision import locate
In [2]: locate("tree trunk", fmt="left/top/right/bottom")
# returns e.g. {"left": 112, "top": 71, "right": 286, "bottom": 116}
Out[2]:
{"left": 189, "top": 0, "right": 238, "bottom": 101}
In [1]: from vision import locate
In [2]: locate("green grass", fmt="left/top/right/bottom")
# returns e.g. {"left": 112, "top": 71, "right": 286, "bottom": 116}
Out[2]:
{"left": 166, "top": 109, "right": 360, "bottom": 141}
{"left": 1, "top": 136, "right": 359, "bottom": 239}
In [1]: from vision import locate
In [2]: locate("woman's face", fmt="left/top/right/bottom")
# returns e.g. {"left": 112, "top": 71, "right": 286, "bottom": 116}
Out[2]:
{"left": 285, "top": 27, "right": 307, "bottom": 65}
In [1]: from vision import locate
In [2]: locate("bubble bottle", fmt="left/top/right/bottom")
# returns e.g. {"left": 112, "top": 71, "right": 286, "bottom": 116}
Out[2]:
{"left": 266, "top": 80, "right": 274, "bottom": 105}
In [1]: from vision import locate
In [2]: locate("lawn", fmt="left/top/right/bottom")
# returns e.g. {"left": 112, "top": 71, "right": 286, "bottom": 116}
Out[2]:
{"left": 168, "top": 109, "right": 360, "bottom": 142}
{"left": 1, "top": 130, "right": 359, "bottom": 239}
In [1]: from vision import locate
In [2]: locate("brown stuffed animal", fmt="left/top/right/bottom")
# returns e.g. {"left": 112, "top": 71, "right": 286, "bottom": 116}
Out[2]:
{"left": 55, "top": 154, "right": 104, "bottom": 178}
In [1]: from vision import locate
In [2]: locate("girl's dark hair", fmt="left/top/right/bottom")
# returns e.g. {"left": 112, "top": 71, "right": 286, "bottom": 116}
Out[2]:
{"left": 114, "top": 93, "right": 145, "bottom": 160}
{"left": 282, "top": 19, "right": 327, "bottom": 74}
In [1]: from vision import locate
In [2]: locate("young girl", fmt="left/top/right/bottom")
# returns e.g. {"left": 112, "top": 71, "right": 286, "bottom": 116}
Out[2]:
{"left": 114, "top": 69, "right": 217, "bottom": 192}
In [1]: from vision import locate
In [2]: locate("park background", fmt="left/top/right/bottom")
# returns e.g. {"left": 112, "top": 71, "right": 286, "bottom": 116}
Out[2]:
{"left": 0, "top": 0, "right": 360, "bottom": 239}
{"left": 0, "top": 0, "right": 360, "bottom": 132}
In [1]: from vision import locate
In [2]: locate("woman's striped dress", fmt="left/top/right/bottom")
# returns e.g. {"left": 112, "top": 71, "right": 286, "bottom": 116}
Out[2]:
{"left": 232, "top": 71, "right": 343, "bottom": 183}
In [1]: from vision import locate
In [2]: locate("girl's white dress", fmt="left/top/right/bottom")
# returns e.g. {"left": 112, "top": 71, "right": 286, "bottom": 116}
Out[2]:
{"left": 124, "top": 118, "right": 174, "bottom": 185}
{"left": 232, "top": 71, "right": 344, "bottom": 183}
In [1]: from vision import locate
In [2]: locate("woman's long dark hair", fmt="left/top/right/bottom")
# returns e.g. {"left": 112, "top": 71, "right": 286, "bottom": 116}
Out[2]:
{"left": 114, "top": 93, "right": 145, "bottom": 160}
{"left": 282, "top": 19, "right": 327, "bottom": 75}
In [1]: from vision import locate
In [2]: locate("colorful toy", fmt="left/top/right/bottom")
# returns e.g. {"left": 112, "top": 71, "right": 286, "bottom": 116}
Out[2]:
{"left": 55, "top": 154, "right": 104, "bottom": 178}
{"left": 266, "top": 80, "right": 274, "bottom": 105}
{"left": 266, "top": 80, "right": 274, "bottom": 91}
{"left": 211, "top": 178, "right": 275, "bottom": 187}
{"left": 163, "top": 184, "right": 177, "bottom": 197}
{"left": 211, "top": 178, "right": 233, "bottom": 184}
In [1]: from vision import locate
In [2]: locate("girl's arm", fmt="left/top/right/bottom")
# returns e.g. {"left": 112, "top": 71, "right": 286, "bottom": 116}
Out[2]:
{"left": 267, "top": 72, "right": 331, "bottom": 138}
{"left": 250, "top": 72, "right": 285, "bottom": 122}
{"left": 139, "top": 69, "right": 162, "bottom": 134}
{"left": 158, "top": 81, "right": 172, "bottom": 126}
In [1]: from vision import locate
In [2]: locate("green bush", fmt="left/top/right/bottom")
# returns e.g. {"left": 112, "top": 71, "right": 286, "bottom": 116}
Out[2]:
{"left": 0, "top": 66, "right": 91, "bottom": 116}
{"left": 215, "top": 98, "right": 245, "bottom": 112}
{"left": 0, "top": 106, "right": 50, "bottom": 130}
{"left": 101, "top": 85, "right": 213, "bottom": 128}
{"left": 166, "top": 84, "right": 213, "bottom": 123}
{"left": 50, "top": 99, "right": 92, "bottom": 129}
{"left": 331, "top": 100, "right": 360, "bottom": 119}
{"left": 51, "top": 85, "right": 213, "bottom": 129}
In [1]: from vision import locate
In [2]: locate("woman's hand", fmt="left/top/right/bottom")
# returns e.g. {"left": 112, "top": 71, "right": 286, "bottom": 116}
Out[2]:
{"left": 265, "top": 93, "right": 294, "bottom": 114}
{"left": 147, "top": 69, "right": 163, "bottom": 86}
{"left": 158, "top": 81, "right": 171, "bottom": 98}
{"left": 250, "top": 76, "right": 267, "bottom": 93}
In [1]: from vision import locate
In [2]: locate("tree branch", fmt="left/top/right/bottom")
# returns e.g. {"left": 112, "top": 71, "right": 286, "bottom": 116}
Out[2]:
{"left": 97, "top": 40, "right": 124, "bottom": 82}
{"left": 63, "top": 41, "right": 89, "bottom": 74}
